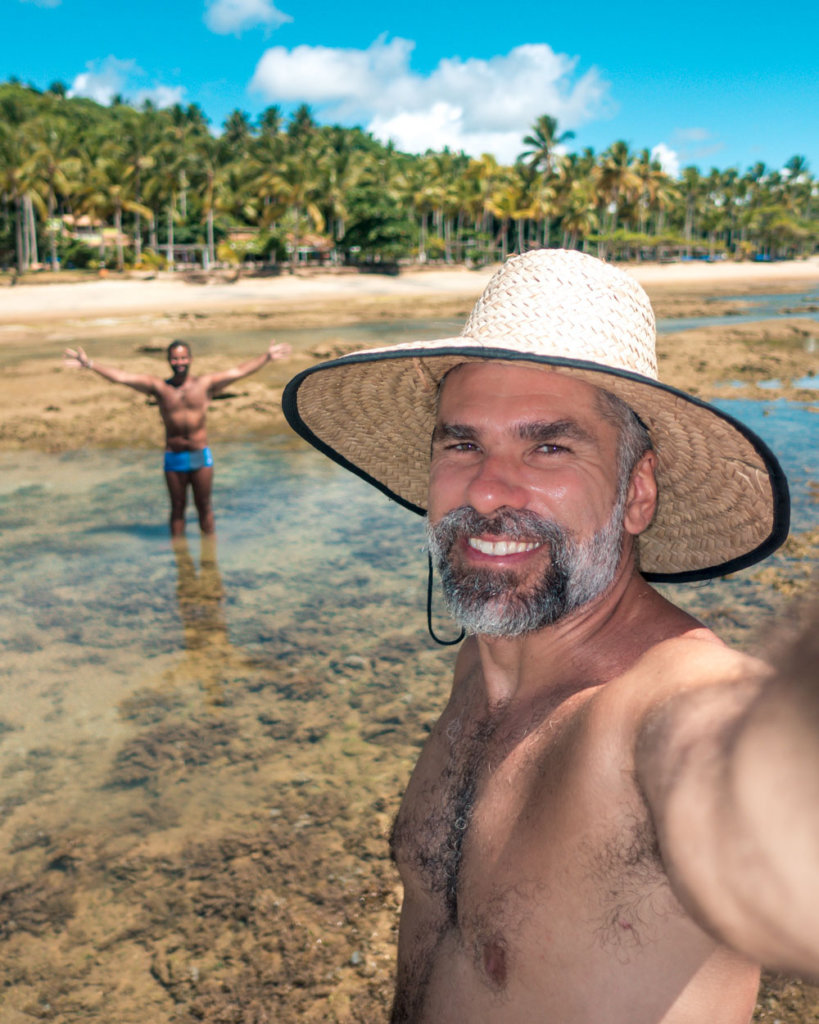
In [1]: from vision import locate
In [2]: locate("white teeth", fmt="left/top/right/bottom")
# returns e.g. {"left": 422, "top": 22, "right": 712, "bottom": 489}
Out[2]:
{"left": 467, "top": 537, "right": 541, "bottom": 556}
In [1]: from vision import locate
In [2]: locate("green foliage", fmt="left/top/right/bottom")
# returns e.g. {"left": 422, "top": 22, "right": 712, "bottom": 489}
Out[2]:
{"left": 342, "top": 179, "right": 414, "bottom": 262}
{"left": 56, "top": 236, "right": 96, "bottom": 269}
{"left": 425, "top": 235, "right": 447, "bottom": 260}
{"left": 251, "top": 229, "right": 288, "bottom": 262}
{"left": 216, "top": 240, "right": 242, "bottom": 265}
{"left": 136, "top": 247, "right": 166, "bottom": 270}
{"left": 0, "top": 80, "right": 815, "bottom": 274}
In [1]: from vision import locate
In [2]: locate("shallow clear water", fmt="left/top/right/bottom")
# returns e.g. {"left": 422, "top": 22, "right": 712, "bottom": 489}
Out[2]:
{"left": 5, "top": 289, "right": 816, "bottom": 369}
{"left": 1, "top": 319, "right": 818, "bottom": 1018}
{"left": 0, "top": 316, "right": 467, "bottom": 369}
{"left": 1, "top": 396, "right": 815, "bottom": 810}
{"left": 656, "top": 287, "right": 819, "bottom": 333}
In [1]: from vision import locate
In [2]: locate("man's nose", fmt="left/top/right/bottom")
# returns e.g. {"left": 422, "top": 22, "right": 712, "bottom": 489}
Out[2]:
{"left": 465, "top": 455, "right": 528, "bottom": 514}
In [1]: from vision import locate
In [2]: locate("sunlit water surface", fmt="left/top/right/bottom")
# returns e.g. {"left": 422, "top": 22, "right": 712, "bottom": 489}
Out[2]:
{"left": 2, "top": 395, "right": 816, "bottom": 822}
{"left": 0, "top": 314, "right": 817, "bottom": 1019}
{"left": 656, "top": 286, "right": 819, "bottom": 333}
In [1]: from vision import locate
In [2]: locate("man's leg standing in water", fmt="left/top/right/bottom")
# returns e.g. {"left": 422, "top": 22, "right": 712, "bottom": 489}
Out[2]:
{"left": 165, "top": 469, "right": 190, "bottom": 537}
{"left": 190, "top": 464, "right": 215, "bottom": 534}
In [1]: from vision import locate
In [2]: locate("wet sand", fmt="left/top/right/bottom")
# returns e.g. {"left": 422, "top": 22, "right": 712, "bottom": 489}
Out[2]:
{"left": 1, "top": 259, "right": 818, "bottom": 454}
{"left": 1, "top": 260, "right": 819, "bottom": 1023}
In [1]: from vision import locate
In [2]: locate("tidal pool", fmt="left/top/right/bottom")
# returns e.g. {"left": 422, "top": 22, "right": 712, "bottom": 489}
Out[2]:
{"left": 656, "top": 286, "right": 819, "bottom": 333}
{"left": 0, "top": 395, "right": 816, "bottom": 1021}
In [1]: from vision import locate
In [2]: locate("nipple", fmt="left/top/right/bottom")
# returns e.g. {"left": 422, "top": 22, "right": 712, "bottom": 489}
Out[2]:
{"left": 482, "top": 938, "right": 508, "bottom": 988}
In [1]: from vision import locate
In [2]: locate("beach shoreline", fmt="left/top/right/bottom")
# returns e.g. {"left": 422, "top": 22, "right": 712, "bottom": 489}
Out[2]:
{"left": 1, "top": 257, "right": 818, "bottom": 333}
{"left": 1, "top": 258, "right": 817, "bottom": 455}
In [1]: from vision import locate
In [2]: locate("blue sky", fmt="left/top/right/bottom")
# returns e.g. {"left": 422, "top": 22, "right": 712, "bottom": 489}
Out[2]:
{"left": 6, "top": 0, "right": 819, "bottom": 177}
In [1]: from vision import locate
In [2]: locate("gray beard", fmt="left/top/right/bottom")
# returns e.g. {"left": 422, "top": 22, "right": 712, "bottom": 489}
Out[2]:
{"left": 425, "top": 498, "right": 626, "bottom": 638}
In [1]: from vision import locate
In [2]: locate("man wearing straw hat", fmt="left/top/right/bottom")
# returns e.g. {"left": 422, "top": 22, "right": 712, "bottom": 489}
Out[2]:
{"left": 283, "top": 249, "right": 816, "bottom": 1022}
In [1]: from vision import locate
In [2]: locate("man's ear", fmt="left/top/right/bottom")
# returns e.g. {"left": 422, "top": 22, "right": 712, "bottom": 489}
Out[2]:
{"left": 623, "top": 451, "right": 658, "bottom": 536}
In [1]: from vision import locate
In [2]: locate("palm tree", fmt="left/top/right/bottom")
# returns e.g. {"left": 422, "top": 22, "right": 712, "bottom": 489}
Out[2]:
{"left": 75, "top": 135, "right": 153, "bottom": 270}
{"left": 190, "top": 132, "right": 227, "bottom": 267}
{"left": 592, "top": 141, "right": 642, "bottom": 246}
{"left": 561, "top": 179, "right": 599, "bottom": 251}
{"left": 314, "top": 126, "right": 369, "bottom": 261}
{"left": 783, "top": 155, "right": 812, "bottom": 223}
{"left": 255, "top": 142, "right": 325, "bottom": 272}
{"left": 0, "top": 86, "right": 45, "bottom": 272}
{"left": 676, "top": 165, "right": 702, "bottom": 256}
{"left": 144, "top": 134, "right": 185, "bottom": 269}
{"left": 487, "top": 171, "right": 529, "bottom": 259}
{"left": 287, "top": 104, "right": 318, "bottom": 147}
{"left": 633, "top": 149, "right": 665, "bottom": 237}
{"left": 525, "top": 167, "right": 560, "bottom": 248}
{"left": 25, "top": 113, "right": 83, "bottom": 269}
{"left": 222, "top": 109, "right": 254, "bottom": 160}
{"left": 257, "top": 105, "right": 283, "bottom": 138}
{"left": 520, "top": 115, "right": 575, "bottom": 178}
{"left": 143, "top": 105, "right": 207, "bottom": 268}
{"left": 114, "top": 104, "right": 162, "bottom": 262}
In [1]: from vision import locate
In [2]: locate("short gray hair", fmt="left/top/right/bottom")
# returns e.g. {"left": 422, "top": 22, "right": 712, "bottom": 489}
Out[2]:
{"left": 595, "top": 388, "right": 653, "bottom": 495}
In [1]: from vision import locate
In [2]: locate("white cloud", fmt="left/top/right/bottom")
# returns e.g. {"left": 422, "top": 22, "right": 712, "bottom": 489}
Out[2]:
{"left": 134, "top": 84, "right": 187, "bottom": 108}
{"left": 651, "top": 143, "right": 680, "bottom": 179}
{"left": 250, "top": 36, "right": 413, "bottom": 105}
{"left": 67, "top": 57, "right": 186, "bottom": 109}
{"left": 19, "top": 0, "right": 61, "bottom": 7}
{"left": 68, "top": 57, "right": 138, "bottom": 105}
{"left": 204, "top": 0, "right": 291, "bottom": 35}
{"left": 249, "top": 35, "right": 611, "bottom": 162}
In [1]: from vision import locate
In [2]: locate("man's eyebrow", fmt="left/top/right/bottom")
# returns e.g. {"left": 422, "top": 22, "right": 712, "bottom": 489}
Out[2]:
{"left": 431, "top": 419, "right": 593, "bottom": 445}
{"left": 431, "top": 422, "right": 477, "bottom": 443}
{"left": 517, "top": 419, "right": 593, "bottom": 444}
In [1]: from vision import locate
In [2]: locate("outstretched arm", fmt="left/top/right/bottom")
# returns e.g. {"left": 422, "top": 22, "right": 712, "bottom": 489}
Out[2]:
{"left": 63, "top": 345, "right": 161, "bottom": 396}
{"left": 636, "top": 598, "right": 819, "bottom": 977}
{"left": 206, "top": 340, "right": 291, "bottom": 395}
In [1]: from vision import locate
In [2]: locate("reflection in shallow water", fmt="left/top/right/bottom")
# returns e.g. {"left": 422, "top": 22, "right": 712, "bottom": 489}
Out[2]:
{"left": 173, "top": 536, "right": 227, "bottom": 649}
{"left": 171, "top": 536, "right": 232, "bottom": 705}
{"left": 0, "top": 400, "right": 817, "bottom": 1021}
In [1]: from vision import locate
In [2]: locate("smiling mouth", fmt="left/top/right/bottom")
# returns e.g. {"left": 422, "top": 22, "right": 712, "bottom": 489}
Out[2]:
{"left": 467, "top": 537, "right": 543, "bottom": 556}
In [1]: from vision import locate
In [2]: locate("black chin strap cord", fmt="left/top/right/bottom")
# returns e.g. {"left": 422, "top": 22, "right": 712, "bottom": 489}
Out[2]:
{"left": 426, "top": 554, "right": 465, "bottom": 647}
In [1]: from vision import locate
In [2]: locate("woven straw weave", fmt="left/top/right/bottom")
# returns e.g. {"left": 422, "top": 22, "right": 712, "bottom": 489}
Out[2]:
{"left": 283, "top": 249, "right": 789, "bottom": 581}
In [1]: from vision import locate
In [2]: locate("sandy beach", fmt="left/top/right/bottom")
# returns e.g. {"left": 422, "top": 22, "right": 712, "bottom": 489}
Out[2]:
{"left": 1, "top": 257, "right": 818, "bottom": 455}
{"left": 2, "top": 257, "right": 819, "bottom": 326}
{"left": 0, "top": 265, "right": 497, "bottom": 329}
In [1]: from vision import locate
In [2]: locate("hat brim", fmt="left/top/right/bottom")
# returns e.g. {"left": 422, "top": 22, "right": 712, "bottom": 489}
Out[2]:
{"left": 282, "top": 342, "right": 790, "bottom": 582}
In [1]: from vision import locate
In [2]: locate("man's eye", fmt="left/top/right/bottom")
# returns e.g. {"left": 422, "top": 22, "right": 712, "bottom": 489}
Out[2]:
{"left": 446, "top": 441, "right": 479, "bottom": 452}
{"left": 537, "top": 443, "right": 567, "bottom": 454}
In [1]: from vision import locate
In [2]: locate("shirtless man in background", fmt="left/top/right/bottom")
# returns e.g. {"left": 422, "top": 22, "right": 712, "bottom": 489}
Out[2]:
{"left": 65, "top": 339, "right": 289, "bottom": 535}
{"left": 282, "top": 249, "right": 819, "bottom": 1022}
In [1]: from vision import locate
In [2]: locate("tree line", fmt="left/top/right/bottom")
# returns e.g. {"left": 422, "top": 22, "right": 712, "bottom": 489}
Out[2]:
{"left": 1, "top": 79, "right": 816, "bottom": 275}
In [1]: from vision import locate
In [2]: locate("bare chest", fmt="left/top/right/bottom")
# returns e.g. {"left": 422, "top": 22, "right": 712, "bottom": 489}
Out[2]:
{"left": 159, "top": 380, "right": 209, "bottom": 417}
{"left": 391, "top": 704, "right": 677, "bottom": 987}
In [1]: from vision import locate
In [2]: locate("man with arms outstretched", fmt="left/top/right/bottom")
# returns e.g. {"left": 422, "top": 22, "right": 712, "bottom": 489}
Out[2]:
{"left": 283, "top": 249, "right": 816, "bottom": 1023}
{"left": 65, "top": 339, "right": 289, "bottom": 535}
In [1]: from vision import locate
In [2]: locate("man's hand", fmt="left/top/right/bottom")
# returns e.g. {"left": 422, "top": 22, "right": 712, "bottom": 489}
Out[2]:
{"left": 267, "top": 341, "right": 291, "bottom": 361}
{"left": 64, "top": 346, "right": 92, "bottom": 369}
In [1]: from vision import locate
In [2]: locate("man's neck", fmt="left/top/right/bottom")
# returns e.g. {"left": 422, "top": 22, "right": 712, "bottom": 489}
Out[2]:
{"left": 470, "top": 565, "right": 666, "bottom": 706}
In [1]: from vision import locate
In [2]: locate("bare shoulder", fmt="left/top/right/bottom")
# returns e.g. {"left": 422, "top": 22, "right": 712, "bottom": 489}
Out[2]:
{"left": 588, "top": 630, "right": 768, "bottom": 750}
{"left": 628, "top": 629, "right": 761, "bottom": 688}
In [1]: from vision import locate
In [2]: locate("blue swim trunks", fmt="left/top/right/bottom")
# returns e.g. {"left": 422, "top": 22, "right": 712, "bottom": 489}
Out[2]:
{"left": 163, "top": 447, "right": 214, "bottom": 473}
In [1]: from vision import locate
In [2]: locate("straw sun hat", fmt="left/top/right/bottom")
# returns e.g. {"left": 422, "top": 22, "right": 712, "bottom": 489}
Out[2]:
{"left": 282, "top": 248, "right": 789, "bottom": 582}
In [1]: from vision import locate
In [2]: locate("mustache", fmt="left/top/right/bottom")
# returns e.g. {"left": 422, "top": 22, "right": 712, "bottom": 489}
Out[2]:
{"left": 427, "top": 506, "right": 566, "bottom": 552}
